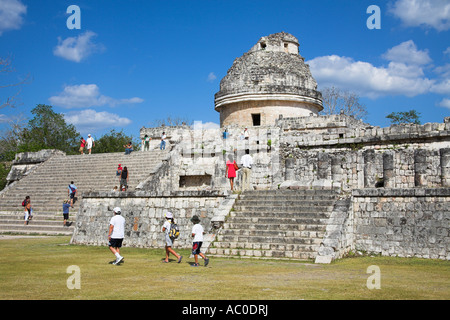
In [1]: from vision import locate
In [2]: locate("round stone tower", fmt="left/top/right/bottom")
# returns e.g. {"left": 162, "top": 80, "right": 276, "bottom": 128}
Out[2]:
{"left": 214, "top": 32, "right": 323, "bottom": 127}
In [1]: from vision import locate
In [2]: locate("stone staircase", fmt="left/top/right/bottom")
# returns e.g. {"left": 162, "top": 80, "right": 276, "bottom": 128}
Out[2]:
{"left": 0, "top": 150, "right": 169, "bottom": 235}
{"left": 207, "top": 189, "right": 339, "bottom": 260}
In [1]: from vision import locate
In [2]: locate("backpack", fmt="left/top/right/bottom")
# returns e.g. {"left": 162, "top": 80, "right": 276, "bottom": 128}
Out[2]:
{"left": 168, "top": 222, "right": 180, "bottom": 240}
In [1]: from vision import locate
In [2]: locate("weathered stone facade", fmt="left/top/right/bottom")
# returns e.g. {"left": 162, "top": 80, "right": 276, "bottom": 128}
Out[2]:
{"left": 215, "top": 32, "right": 323, "bottom": 127}
{"left": 67, "top": 32, "right": 450, "bottom": 262}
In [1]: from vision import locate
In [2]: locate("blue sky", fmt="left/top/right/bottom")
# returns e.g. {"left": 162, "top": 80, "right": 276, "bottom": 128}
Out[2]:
{"left": 1, "top": 0, "right": 449, "bottom": 139}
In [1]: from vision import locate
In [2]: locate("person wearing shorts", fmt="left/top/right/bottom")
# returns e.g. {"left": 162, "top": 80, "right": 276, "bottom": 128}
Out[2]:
{"left": 62, "top": 200, "right": 73, "bottom": 227}
{"left": 108, "top": 207, "right": 125, "bottom": 265}
{"left": 190, "top": 215, "right": 209, "bottom": 267}
{"left": 68, "top": 182, "right": 77, "bottom": 206}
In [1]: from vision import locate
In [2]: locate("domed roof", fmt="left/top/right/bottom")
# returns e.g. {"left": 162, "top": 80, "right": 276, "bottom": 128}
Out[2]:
{"left": 215, "top": 32, "right": 322, "bottom": 110}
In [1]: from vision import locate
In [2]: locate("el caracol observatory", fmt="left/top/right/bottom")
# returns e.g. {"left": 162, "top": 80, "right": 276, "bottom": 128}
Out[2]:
{"left": 214, "top": 32, "right": 323, "bottom": 128}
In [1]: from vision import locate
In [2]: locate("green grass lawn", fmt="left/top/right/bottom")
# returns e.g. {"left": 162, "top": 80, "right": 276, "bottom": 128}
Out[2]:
{"left": 0, "top": 236, "right": 449, "bottom": 300}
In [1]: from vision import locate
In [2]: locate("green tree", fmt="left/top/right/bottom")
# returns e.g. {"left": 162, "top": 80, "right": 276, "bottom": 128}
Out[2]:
{"left": 386, "top": 110, "right": 421, "bottom": 125}
{"left": 19, "top": 104, "right": 80, "bottom": 154}
{"left": 94, "top": 129, "right": 141, "bottom": 153}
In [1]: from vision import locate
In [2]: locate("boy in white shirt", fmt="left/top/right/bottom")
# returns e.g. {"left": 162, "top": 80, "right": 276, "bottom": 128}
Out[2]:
{"left": 190, "top": 215, "right": 210, "bottom": 267}
{"left": 108, "top": 207, "right": 125, "bottom": 265}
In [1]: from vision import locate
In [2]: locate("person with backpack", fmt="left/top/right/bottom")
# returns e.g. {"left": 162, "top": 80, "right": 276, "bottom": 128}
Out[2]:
{"left": 190, "top": 215, "right": 209, "bottom": 267}
{"left": 68, "top": 181, "right": 77, "bottom": 206}
{"left": 161, "top": 211, "right": 182, "bottom": 263}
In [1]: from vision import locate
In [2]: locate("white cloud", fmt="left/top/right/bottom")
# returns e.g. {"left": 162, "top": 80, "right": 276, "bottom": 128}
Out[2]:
{"left": 53, "top": 31, "right": 104, "bottom": 62}
{"left": 192, "top": 121, "right": 220, "bottom": 130}
{"left": 306, "top": 40, "right": 450, "bottom": 98}
{"left": 382, "top": 40, "right": 431, "bottom": 66}
{"left": 389, "top": 0, "right": 450, "bottom": 31}
{"left": 49, "top": 84, "right": 144, "bottom": 108}
{"left": 431, "top": 79, "right": 450, "bottom": 95}
{"left": 64, "top": 109, "right": 132, "bottom": 132}
{"left": 207, "top": 72, "right": 217, "bottom": 82}
{"left": 307, "top": 55, "right": 433, "bottom": 98}
{"left": 0, "top": 0, "right": 26, "bottom": 35}
{"left": 439, "top": 98, "right": 450, "bottom": 109}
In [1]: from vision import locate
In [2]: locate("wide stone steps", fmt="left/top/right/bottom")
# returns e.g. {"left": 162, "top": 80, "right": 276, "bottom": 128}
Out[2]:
{"left": 0, "top": 150, "right": 169, "bottom": 235}
{"left": 208, "top": 189, "right": 339, "bottom": 261}
{"left": 0, "top": 213, "right": 74, "bottom": 236}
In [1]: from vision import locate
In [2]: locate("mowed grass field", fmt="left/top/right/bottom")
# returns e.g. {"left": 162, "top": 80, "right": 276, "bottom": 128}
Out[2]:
{"left": 0, "top": 236, "right": 449, "bottom": 300}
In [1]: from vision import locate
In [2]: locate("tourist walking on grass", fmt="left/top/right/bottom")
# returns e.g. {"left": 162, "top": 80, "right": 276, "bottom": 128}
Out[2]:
{"left": 120, "top": 166, "right": 129, "bottom": 191}
{"left": 190, "top": 215, "right": 209, "bottom": 267}
{"left": 108, "top": 207, "right": 125, "bottom": 265}
{"left": 225, "top": 154, "right": 238, "bottom": 191}
{"left": 161, "top": 212, "right": 182, "bottom": 263}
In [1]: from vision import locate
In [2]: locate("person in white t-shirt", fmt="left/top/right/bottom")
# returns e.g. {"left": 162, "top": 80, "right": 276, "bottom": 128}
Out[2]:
{"left": 108, "top": 207, "right": 125, "bottom": 265}
{"left": 86, "top": 134, "right": 95, "bottom": 155}
{"left": 240, "top": 149, "right": 253, "bottom": 191}
{"left": 190, "top": 215, "right": 209, "bottom": 267}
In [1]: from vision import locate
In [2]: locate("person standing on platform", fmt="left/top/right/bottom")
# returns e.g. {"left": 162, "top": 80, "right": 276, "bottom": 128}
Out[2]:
{"left": 240, "top": 149, "right": 253, "bottom": 191}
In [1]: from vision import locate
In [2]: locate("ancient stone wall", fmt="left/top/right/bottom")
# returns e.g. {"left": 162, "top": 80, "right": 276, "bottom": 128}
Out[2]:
{"left": 352, "top": 188, "right": 450, "bottom": 260}
{"left": 71, "top": 190, "right": 226, "bottom": 248}
{"left": 279, "top": 115, "right": 450, "bottom": 191}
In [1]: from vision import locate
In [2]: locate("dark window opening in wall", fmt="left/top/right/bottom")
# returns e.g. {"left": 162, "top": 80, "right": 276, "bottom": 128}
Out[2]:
{"left": 252, "top": 113, "right": 261, "bottom": 126}
{"left": 284, "top": 43, "right": 288, "bottom": 52}
{"left": 179, "top": 175, "right": 212, "bottom": 189}
{"left": 339, "top": 133, "right": 344, "bottom": 139}
{"left": 260, "top": 42, "right": 266, "bottom": 50}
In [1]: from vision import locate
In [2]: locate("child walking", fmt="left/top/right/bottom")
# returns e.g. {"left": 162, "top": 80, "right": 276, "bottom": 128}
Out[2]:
{"left": 162, "top": 212, "right": 182, "bottom": 263}
{"left": 190, "top": 215, "right": 209, "bottom": 267}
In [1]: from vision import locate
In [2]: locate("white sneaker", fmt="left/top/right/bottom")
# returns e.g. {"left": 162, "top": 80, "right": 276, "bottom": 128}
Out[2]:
{"left": 113, "top": 256, "right": 124, "bottom": 265}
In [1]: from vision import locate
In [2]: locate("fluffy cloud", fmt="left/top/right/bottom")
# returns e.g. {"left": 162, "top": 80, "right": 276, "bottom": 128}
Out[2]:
{"left": 64, "top": 109, "right": 132, "bottom": 133}
{"left": 382, "top": 40, "right": 431, "bottom": 66}
{"left": 49, "top": 84, "right": 144, "bottom": 109}
{"left": 192, "top": 121, "right": 220, "bottom": 130}
{"left": 307, "top": 40, "right": 450, "bottom": 98}
{"left": 389, "top": 0, "right": 450, "bottom": 31}
{"left": 439, "top": 98, "right": 450, "bottom": 109}
{"left": 53, "top": 31, "right": 104, "bottom": 62}
{"left": 307, "top": 55, "right": 433, "bottom": 98}
{"left": 0, "top": 0, "right": 26, "bottom": 35}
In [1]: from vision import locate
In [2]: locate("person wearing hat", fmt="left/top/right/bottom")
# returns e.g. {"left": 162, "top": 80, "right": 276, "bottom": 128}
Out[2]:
{"left": 190, "top": 215, "right": 209, "bottom": 267}
{"left": 161, "top": 212, "right": 182, "bottom": 263}
{"left": 86, "top": 134, "right": 95, "bottom": 155}
{"left": 108, "top": 207, "right": 125, "bottom": 265}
